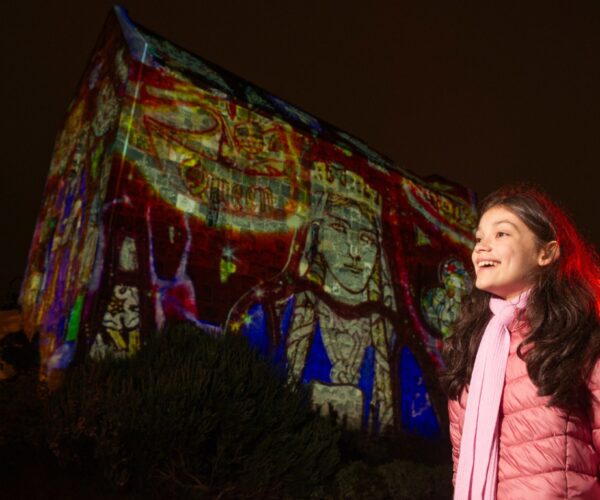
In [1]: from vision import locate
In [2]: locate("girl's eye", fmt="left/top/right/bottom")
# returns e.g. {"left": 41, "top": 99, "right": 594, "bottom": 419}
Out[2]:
{"left": 474, "top": 237, "right": 481, "bottom": 243}
{"left": 496, "top": 232, "right": 508, "bottom": 238}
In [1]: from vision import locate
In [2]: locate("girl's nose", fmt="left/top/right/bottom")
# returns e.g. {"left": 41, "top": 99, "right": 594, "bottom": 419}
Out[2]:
{"left": 475, "top": 239, "right": 491, "bottom": 252}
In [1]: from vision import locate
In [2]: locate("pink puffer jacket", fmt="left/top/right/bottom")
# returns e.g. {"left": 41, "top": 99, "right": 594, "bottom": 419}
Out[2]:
{"left": 449, "top": 320, "right": 600, "bottom": 499}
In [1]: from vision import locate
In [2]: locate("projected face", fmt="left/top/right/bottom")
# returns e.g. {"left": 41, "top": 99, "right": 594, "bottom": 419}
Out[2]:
{"left": 319, "top": 200, "right": 378, "bottom": 303}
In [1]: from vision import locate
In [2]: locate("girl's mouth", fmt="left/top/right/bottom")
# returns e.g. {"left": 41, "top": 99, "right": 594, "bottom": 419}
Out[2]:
{"left": 477, "top": 260, "right": 500, "bottom": 270}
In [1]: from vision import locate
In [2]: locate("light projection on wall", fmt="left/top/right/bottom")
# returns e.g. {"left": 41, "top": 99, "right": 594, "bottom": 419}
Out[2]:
{"left": 20, "top": 6, "right": 478, "bottom": 437}
{"left": 421, "top": 258, "right": 472, "bottom": 339}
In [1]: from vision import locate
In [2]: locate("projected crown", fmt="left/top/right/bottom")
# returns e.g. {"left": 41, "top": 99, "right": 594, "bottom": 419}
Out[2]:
{"left": 311, "top": 162, "right": 382, "bottom": 209}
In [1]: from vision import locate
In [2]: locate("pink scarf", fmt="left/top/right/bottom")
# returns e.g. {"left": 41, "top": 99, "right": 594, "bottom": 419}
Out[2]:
{"left": 454, "top": 292, "right": 528, "bottom": 500}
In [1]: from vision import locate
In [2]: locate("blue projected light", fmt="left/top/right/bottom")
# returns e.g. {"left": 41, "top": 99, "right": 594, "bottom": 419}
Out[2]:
{"left": 399, "top": 346, "right": 440, "bottom": 437}
{"left": 241, "top": 303, "right": 268, "bottom": 357}
{"left": 300, "top": 322, "right": 332, "bottom": 384}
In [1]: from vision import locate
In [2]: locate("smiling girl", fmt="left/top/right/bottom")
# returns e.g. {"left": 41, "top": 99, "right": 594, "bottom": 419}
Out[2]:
{"left": 442, "top": 185, "right": 600, "bottom": 499}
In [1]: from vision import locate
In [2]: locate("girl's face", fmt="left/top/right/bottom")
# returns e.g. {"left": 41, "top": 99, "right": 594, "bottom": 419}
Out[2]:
{"left": 472, "top": 205, "right": 548, "bottom": 301}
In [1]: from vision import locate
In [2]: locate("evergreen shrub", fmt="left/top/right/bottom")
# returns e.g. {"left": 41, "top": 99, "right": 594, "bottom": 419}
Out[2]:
{"left": 334, "top": 459, "right": 452, "bottom": 500}
{"left": 0, "top": 371, "right": 45, "bottom": 470}
{"left": 331, "top": 429, "right": 453, "bottom": 499}
{"left": 45, "top": 322, "right": 340, "bottom": 498}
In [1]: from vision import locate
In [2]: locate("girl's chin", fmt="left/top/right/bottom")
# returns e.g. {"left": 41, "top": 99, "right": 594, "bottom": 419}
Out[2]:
{"left": 474, "top": 283, "right": 531, "bottom": 301}
{"left": 474, "top": 282, "right": 494, "bottom": 293}
{"left": 474, "top": 282, "right": 504, "bottom": 298}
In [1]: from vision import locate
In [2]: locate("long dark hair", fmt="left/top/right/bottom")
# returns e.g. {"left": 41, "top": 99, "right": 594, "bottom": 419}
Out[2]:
{"left": 442, "top": 184, "right": 600, "bottom": 416}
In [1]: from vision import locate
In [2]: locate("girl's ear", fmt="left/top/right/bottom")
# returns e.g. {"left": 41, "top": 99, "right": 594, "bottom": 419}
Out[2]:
{"left": 538, "top": 240, "right": 560, "bottom": 266}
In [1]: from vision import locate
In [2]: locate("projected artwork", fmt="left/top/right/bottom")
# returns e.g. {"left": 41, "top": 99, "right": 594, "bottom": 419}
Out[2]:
{"left": 421, "top": 258, "right": 472, "bottom": 339}
{"left": 20, "top": 7, "right": 478, "bottom": 436}
{"left": 228, "top": 164, "right": 398, "bottom": 429}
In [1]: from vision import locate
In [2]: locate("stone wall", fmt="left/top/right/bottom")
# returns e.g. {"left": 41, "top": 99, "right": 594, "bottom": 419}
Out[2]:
{"left": 20, "top": 7, "right": 477, "bottom": 436}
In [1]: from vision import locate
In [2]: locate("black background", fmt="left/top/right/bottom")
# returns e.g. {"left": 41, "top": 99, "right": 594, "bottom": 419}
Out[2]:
{"left": 2, "top": 1, "right": 599, "bottom": 303}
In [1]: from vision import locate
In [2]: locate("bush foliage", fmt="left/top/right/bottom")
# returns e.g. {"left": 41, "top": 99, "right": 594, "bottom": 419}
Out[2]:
{"left": 334, "top": 459, "right": 452, "bottom": 499}
{"left": 5, "top": 321, "right": 455, "bottom": 498}
{"left": 0, "top": 371, "right": 45, "bottom": 469}
{"left": 45, "top": 323, "right": 341, "bottom": 498}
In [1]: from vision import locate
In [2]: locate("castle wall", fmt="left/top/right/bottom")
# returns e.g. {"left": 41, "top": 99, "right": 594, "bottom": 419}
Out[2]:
{"left": 21, "top": 8, "right": 477, "bottom": 435}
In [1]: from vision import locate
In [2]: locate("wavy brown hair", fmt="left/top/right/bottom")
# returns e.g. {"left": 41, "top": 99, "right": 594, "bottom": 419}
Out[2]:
{"left": 442, "top": 184, "right": 600, "bottom": 416}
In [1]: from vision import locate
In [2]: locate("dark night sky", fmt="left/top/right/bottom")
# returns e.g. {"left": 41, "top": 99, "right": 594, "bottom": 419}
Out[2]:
{"left": 2, "top": 1, "right": 600, "bottom": 304}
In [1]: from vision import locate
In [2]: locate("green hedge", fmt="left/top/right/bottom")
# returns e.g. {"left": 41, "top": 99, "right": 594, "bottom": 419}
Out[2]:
{"left": 45, "top": 323, "right": 340, "bottom": 498}
{"left": 0, "top": 371, "right": 45, "bottom": 469}
{"left": 38, "top": 321, "right": 454, "bottom": 498}
{"left": 334, "top": 459, "right": 452, "bottom": 499}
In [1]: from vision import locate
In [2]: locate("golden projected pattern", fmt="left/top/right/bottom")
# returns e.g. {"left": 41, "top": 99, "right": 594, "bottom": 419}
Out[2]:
{"left": 120, "top": 79, "right": 310, "bottom": 232}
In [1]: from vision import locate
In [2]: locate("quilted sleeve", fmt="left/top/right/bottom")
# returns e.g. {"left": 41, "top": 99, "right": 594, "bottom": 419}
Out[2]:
{"left": 448, "top": 391, "right": 466, "bottom": 485}
{"left": 589, "top": 358, "right": 600, "bottom": 473}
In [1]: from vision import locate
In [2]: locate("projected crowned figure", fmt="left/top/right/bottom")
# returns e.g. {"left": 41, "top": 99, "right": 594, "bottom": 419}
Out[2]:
{"left": 227, "top": 162, "right": 398, "bottom": 430}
